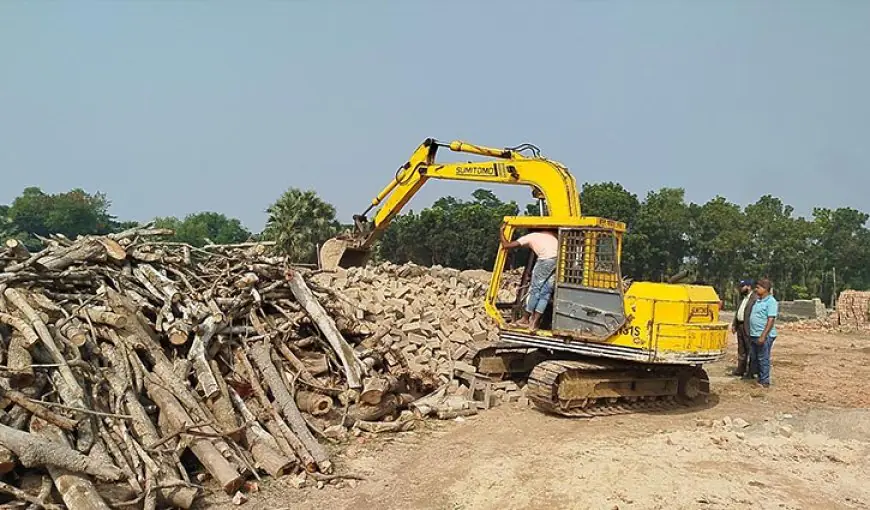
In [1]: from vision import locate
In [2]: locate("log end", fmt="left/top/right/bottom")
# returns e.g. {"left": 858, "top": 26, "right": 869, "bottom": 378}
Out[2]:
{"left": 98, "top": 238, "right": 128, "bottom": 262}
{"left": 158, "top": 485, "right": 200, "bottom": 510}
{"left": 221, "top": 473, "right": 247, "bottom": 495}
{"left": 169, "top": 330, "right": 190, "bottom": 345}
{"left": 69, "top": 332, "right": 88, "bottom": 347}
{"left": 0, "top": 447, "right": 16, "bottom": 475}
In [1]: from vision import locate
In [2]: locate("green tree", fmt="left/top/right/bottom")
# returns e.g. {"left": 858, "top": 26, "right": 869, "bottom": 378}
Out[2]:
{"left": 0, "top": 205, "right": 21, "bottom": 240}
{"left": 812, "top": 207, "right": 870, "bottom": 300}
{"left": 580, "top": 182, "right": 644, "bottom": 278}
{"left": 629, "top": 188, "right": 692, "bottom": 281}
{"left": 8, "top": 187, "right": 115, "bottom": 242}
{"left": 741, "top": 196, "right": 819, "bottom": 300}
{"left": 153, "top": 212, "right": 251, "bottom": 247}
{"left": 379, "top": 189, "right": 519, "bottom": 270}
{"left": 262, "top": 188, "right": 339, "bottom": 263}
{"left": 687, "top": 196, "right": 746, "bottom": 298}
{"left": 580, "top": 182, "right": 641, "bottom": 227}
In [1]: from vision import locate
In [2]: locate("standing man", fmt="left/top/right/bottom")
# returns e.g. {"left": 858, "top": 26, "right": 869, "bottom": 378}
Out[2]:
{"left": 730, "top": 279, "right": 758, "bottom": 377}
{"left": 501, "top": 228, "right": 558, "bottom": 332}
{"left": 748, "top": 278, "right": 778, "bottom": 388}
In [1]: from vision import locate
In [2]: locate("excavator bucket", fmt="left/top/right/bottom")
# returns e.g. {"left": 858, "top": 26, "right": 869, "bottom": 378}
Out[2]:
{"left": 319, "top": 237, "right": 372, "bottom": 269}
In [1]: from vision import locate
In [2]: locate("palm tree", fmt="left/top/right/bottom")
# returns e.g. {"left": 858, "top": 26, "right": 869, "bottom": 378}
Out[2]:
{"left": 262, "top": 188, "right": 339, "bottom": 263}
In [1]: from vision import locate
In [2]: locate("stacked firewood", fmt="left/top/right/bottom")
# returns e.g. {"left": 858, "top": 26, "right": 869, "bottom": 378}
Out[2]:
{"left": 0, "top": 229, "right": 493, "bottom": 509}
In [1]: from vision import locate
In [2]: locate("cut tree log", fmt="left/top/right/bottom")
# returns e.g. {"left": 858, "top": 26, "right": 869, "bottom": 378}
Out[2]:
{"left": 235, "top": 349, "right": 314, "bottom": 470}
{"left": 248, "top": 341, "right": 331, "bottom": 473}
{"left": 294, "top": 391, "right": 333, "bottom": 417}
{"left": 355, "top": 413, "right": 417, "bottom": 434}
{"left": 0, "top": 446, "right": 15, "bottom": 475}
{"left": 0, "top": 421, "right": 123, "bottom": 481}
{"left": 35, "top": 237, "right": 124, "bottom": 272}
{"left": 347, "top": 394, "right": 399, "bottom": 423}
{"left": 187, "top": 314, "right": 224, "bottom": 399}
{"left": 144, "top": 376, "right": 244, "bottom": 494}
{"left": 0, "top": 313, "right": 40, "bottom": 349}
{"left": 207, "top": 360, "right": 240, "bottom": 439}
{"left": 3, "top": 239, "right": 30, "bottom": 260}
{"left": 360, "top": 375, "right": 400, "bottom": 405}
{"left": 285, "top": 270, "right": 365, "bottom": 389}
{"left": 5, "top": 333, "right": 34, "bottom": 387}
{"left": 30, "top": 418, "right": 113, "bottom": 510}
{"left": 74, "top": 307, "right": 126, "bottom": 328}
{"left": 0, "top": 385, "right": 78, "bottom": 431}
{"left": 228, "top": 388, "right": 295, "bottom": 477}
{"left": 59, "top": 318, "right": 88, "bottom": 348}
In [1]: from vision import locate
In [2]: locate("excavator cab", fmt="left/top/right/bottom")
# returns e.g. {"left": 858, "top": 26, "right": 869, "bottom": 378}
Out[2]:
{"left": 487, "top": 216, "right": 628, "bottom": 342}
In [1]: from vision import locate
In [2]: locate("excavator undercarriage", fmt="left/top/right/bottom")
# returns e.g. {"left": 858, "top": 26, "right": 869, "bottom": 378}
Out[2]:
{"left": 473, "top": 345, "right": 711, "bottom": 417}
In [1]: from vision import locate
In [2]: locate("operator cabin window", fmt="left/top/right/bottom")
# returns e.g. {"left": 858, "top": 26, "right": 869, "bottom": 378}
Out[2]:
{"left": 594, "top": 234, "right": 617, "bottom": 273}
{"left": 559, "top": 229, "right": 620, "bottom": 289}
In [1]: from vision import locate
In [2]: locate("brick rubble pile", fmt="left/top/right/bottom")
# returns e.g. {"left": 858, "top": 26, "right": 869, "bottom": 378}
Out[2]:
{"left": 310, "top": 263, "right": 528, "bottom": 411}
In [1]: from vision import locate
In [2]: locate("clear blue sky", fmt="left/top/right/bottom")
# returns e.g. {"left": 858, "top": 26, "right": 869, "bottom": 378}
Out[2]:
{"left": 2, "top": 1, "right": 868, "bottom": 232}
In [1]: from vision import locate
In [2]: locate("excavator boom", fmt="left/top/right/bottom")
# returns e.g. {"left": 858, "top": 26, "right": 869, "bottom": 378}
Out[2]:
{"left": 320, "top": 138, "right": 581, "bottom": 269}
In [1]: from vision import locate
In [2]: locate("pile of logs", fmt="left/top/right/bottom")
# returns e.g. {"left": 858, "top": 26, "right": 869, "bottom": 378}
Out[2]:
{"left": 0, "top": 230, "right": 495, "bottom": 508}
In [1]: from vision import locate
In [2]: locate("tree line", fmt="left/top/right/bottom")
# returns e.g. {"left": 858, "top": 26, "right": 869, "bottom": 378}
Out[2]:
{"left": 2, "top": 184, "right": 868, "bottom": 305}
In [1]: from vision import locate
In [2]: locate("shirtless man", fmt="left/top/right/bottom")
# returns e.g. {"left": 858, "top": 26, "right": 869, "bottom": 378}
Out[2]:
{"left": 501, "top": 228, "right": 558, "bottom": 331}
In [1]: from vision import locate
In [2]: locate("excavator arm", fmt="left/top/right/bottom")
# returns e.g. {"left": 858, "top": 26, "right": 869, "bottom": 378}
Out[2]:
{"left": 320, "top": 138, "right": 582, "bottom": 269}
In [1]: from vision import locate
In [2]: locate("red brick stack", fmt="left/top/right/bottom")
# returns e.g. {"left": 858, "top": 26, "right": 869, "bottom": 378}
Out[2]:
{"left": 836, "top": 290, "right": 870, "bottom": 327}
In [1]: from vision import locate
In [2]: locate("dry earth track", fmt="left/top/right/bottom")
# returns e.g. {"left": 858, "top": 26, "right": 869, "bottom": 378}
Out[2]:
{"left": 202, "top": 329, "right": 870, "bottom": 510}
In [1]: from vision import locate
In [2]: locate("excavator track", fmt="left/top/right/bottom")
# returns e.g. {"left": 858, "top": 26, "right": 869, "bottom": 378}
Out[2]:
{"left": 527, "top": 360, "right": 710, "bottom": 417}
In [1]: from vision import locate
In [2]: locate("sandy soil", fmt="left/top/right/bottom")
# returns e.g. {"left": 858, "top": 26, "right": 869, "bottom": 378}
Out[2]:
{"left": 202, "top": 329, "right": 870, "bottom": 510}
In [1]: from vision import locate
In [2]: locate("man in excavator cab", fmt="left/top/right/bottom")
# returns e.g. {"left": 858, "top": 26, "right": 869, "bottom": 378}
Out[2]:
{"left": 500, "top": 227, "right": 558, "bottom": 331}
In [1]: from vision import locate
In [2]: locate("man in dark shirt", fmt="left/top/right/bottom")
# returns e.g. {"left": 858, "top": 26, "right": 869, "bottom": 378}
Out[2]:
{"left": 730, "top": 279, "right": 758, "bottom": 377}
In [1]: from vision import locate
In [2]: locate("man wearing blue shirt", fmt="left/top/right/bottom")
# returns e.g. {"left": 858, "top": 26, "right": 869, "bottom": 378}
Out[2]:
{"left": 748, "top": 278, "right": 778, "bottom": 388}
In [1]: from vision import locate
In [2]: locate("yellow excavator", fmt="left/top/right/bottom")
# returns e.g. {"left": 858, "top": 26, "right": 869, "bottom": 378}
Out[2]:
{"left": 322, "top": 138, "right": 727, "bottom": 417}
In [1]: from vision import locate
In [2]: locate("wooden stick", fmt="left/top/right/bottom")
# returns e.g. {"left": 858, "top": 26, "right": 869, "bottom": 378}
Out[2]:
{"left": 0, "top": 421, "right": 123, "bottom": 481}
{"left": 0, "top": 388, "right": 78, "bottom": 431}
{"left": 187, "top": 314, "right": 223, "bottom": 399}
{"left": 5, "top": 333, "right": 34, "bottom": 387}
{"left": 285, "top": 270, "right": 365, "bottom": 388}
{"left": 207, "top": 360, "right": 239, "bottom": 439}
{"left": 228, "top": 388, "right": 295, "bottom": 477}
{"left": 144, "top": 377, "right": 244, "bottom": 494}
{"left": 0, "top": 480, "right": 63, "bottom": 510}
{"left": 30, "top": 418, "right": 113, "bottom": 510}
{"left": 0, "top": 313, "right": 40, "bottom": 349}
{"left": 27, "top": 401, "right": 133, "bottom": 421}
{"left": 249, "top": 341, "right": 331, "bottom": 473}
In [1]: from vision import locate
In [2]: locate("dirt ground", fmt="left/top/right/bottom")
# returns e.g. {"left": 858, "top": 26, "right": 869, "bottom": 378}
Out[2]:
{"left": 203, "top": 328, "right": 870, "bottom": 510}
